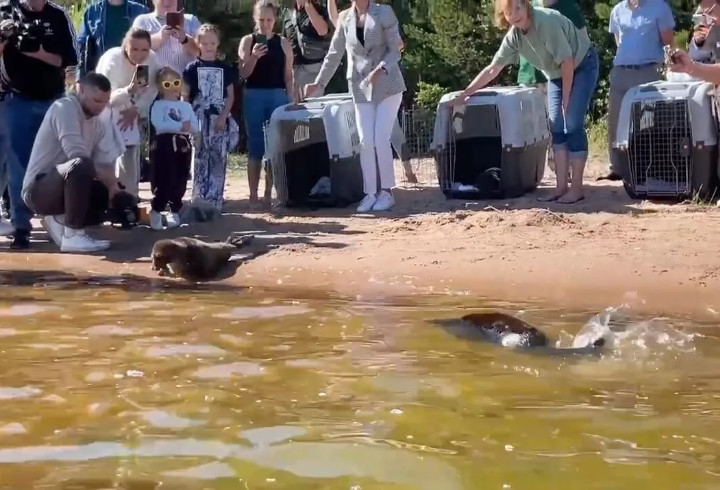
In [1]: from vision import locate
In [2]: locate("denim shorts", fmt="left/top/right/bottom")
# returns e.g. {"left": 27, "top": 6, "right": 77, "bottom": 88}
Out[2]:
{"left": 547, "top": 46, "right": 600, "bottom": 160}
{"left": 242, "top": 88, "right": 289, "bottom": 161}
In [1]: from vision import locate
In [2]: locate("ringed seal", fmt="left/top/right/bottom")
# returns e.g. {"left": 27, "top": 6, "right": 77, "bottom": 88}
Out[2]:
{"left": 151, "top": 234, "right": 254, "bottom": 280}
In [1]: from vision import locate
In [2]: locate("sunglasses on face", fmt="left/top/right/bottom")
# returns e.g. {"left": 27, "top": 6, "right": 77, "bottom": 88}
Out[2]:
{"left": 161, "top": 79, "right": 182, "bottom": 89}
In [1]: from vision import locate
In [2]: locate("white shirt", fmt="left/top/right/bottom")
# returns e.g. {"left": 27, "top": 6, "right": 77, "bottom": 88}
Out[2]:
{"left": 131, "top": 12, "right": 202, "bottom": 74}
{"left": 22, "top": 96, "right": 125, "bottom": 203}
{"left": 95, "top": 47, "right": 161, "bottom": 145}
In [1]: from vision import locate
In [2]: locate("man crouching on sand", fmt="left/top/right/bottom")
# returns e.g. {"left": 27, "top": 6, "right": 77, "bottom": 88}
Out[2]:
{"left": 21, "top": 72, "right": 126, "bottom": 253}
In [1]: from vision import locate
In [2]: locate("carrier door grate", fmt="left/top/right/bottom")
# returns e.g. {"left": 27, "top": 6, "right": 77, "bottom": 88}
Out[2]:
{"left": 265, "top": 120, "right": 289, "bottom": 204}
{"left": 397, "top": 105, "right": 438, "bottom": 187}
{"left": 628, "top": 99, "right": 692, "bottom": 197}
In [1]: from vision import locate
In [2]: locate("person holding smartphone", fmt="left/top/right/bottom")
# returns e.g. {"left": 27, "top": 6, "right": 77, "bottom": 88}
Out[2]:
{"left": 131, "top": 0, "right": 201, "bottom": 74}
{"left": 95, "top": 28, "right": 160, "bottom": 198}
{"left": 238, "top": 0, "right": 295, "bottom": 205}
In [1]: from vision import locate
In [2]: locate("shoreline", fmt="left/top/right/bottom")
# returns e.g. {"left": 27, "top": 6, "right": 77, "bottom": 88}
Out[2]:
{"left": 1, "top": 160, "right": 719, "bottom": 320}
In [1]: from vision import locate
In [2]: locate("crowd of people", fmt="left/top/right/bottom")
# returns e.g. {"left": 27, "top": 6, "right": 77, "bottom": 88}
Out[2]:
{"left": 0, "top": 0, "right": 717, "bottom": 254}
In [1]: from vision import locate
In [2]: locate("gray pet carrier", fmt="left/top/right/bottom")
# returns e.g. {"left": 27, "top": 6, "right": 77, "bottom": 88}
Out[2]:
{"left": 265, "top": 94, "right": 364, "bottom": 208}
{"left": 429, "top": 86, "right": 550, "bottom": 200}
{"left": 613, "top": 80, "right": 718, "bottom": 200}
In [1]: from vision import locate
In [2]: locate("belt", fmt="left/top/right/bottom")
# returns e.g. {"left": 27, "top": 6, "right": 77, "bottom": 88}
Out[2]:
{"left": 617, "top": 62, "right": 659, "bottom": 70}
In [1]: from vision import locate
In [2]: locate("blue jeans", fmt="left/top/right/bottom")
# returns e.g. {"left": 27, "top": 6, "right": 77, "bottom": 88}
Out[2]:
{"left": 547, "top": 46, "right": 599, "bottom": 161}
{"left": 5, "top": 94, "right": 56, "bottom": 231}
{"left": 0, "top": 100, "right": 10, "bottom": 199}
{"left": 243, "top": 88, "right": 289, "bottom": 161}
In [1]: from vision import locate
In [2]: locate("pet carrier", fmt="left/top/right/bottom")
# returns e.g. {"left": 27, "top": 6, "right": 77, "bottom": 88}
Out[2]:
{"left": 265, "top": 94, "right": 364, "bottom": 208}
{"left": 614, "top": 80, "right": 718, "bottom": 200}
{"left": 429, "top": 87, "right": 550, "bottom": 200}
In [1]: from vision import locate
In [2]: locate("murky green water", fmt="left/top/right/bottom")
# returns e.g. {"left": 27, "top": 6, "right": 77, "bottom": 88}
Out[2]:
{"left": 0, "top": 272, "right": 719, "bottom": 489}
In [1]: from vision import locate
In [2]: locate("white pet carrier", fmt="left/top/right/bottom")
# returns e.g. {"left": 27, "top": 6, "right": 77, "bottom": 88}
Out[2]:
{"left": 614, "top": 80, "right": 718, "bottom": 200}
{"left": 429, "top": 87, "right": 550, "bottom": 200}
{"left": 265, "top": 94, "right": 364, "bottom": 208}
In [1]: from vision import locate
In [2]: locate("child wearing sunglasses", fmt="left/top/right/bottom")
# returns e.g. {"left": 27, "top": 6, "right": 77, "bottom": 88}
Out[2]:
{"left": 182, "top": 24, "right": 239, "bottom": 212}
{"left": 148, "top": 66, "right": 200, "bottom": 230}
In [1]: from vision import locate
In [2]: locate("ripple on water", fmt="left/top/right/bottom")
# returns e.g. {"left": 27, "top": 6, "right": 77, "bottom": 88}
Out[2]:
{"left": 193, "top": 362, "right": 266, "bottom": 379}
{"left": 139, "top": 410, "right": 204, "bottom": 429}
{"left": 214, "top": 305, "right": 312, "bottom": 320}
{"left": 0, "top": 304, "right": 61, "bottom": 317}
{"left": 163, "top": 461, "right": 236, "bottom": 479}
{"left": 0, "top": 386, "right": 42, "bottom": 400}
{"left": 240, "top": 425, "right": 308, "bottom": 447}
{"left": 144, "top": 344, "right": 227, "bottom": 358}
{"left": 84, "top": 324, "right": 139, "bottom": 336}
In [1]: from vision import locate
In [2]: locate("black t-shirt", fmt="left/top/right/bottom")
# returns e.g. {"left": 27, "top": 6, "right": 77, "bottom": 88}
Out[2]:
{"left": 282, "top": 3, "right": 331, "bottom": 65}
{"left": 182, "top": 58, "right": 238, "bottom": 104}
{"left": 1, "top": 2, "right": 78, "bottom": 100}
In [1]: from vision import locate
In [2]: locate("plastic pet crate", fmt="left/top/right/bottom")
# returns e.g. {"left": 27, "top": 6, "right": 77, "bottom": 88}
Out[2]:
{"left": 265, "top": 93, "right": 364, "bottom": 208}
{"left": 614, "top": 80, "right": 718, "bottom": 200}
{"left": 429, "top": 86, "right": 550, "bottom": 200}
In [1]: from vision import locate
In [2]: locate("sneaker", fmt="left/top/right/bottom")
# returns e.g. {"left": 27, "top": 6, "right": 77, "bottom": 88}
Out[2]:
{"left": 356, "top": 194, "right": 377, "bottom": 213}
{"left": 9, "top": 228, "right": 30, "bottom": 249}
{"left": 149, "top": 210, "right": 164, "bottom": 230}
{"left": 60, "top": 231, "right": 110, "bottom": 253}
{"left": 0, "top": 218, "right": 12, "bottom": 237}
{"left": 41, "top": 215, "right": 65, "bottom": 247}
{"left": 166, "top": 212, "right": 180, "bottom": 229}
{"left": 372, "top": 191, "right": 395, "bottom": 212}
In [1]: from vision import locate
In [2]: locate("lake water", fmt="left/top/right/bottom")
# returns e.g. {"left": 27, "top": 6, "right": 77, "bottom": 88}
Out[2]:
{"left": 0, "top": 272, "right": 719, "bottom": 489}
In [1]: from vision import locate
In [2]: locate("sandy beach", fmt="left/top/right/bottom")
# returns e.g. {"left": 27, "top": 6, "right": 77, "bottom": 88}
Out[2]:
{"left": 1, "top": 156, "right": 719, "bottom": 319}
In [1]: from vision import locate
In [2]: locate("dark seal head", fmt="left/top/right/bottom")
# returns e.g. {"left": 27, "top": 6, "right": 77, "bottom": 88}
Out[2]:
{"left": 460, "top": 312, "right": 549, "bottom": 348}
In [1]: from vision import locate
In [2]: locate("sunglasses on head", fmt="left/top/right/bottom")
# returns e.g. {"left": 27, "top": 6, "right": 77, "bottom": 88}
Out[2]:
{"left": 161, "top": 79, "right": 182, "bottom": 89}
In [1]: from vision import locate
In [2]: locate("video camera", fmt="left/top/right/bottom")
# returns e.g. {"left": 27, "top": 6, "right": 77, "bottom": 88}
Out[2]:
{"left": 0, "top": 0, "right": 45, "bottom": 53}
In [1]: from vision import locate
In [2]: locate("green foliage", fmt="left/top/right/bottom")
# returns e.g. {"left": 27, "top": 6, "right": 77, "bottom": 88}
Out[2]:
{"left": 414, "top": 80, "right": 446, "bottom": 110}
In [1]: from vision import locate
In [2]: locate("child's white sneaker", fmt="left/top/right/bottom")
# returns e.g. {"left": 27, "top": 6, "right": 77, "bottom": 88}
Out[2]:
{"left": 60, "top": 230, "right": 110, "bottom": 253}
{"left": 372, "top": 191, "right": 395, "bottom": 212}
{"left": 356, "top": 194, "right": 377, "bottom": 213}
{"left": 149, "top": 210, "right": 164, "bottom": 230}
{"left": 166, "top": 212, "right": 181, "bottom": 229}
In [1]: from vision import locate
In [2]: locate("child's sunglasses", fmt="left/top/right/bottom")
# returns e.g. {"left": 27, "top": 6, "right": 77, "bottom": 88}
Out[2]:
{"left": 161, "top": 79, "right": 182, "bottom": 89}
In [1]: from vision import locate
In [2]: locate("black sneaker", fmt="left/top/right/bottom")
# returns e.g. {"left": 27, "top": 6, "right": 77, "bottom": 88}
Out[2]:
{"left": 10, "top": 228, "right": 30, "bottom": 249}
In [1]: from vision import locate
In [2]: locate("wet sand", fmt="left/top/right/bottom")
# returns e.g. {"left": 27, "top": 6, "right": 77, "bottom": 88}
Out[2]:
{"left": 1, "top": 157, "right": 719, "bottom": 319}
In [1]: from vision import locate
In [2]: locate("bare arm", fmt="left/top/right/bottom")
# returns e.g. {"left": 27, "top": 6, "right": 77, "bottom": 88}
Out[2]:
{"left": 304, "top": 1, "right": 329, "bottom": 37}
{"left": 221, "top": 84, "right": 234, "bottom": 118}
{"left": 660, "top": 28, "right": 674, "bottom": 47}
{"left": 178, "top": 31, "right": 200, "bottom": 58}
{"left": 327, "top": 0, "right": 339, "bottom": 27}
{"left": 281, "top": 37, "right": 295, "bottom": 102}
{"left": 460, "top": 62, "right": 506, "bottom": 98}
{"left": 560, "top": 57, "right": 574, "bottom": 110}
{"left": 238, "top": 35, "right": 258, "bottom": 80}
{"left": 685, "top": 60, "right": 720, "bottom": 83}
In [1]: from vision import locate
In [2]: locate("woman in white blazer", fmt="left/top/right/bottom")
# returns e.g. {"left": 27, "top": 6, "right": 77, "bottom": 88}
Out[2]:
{"left": 95, "top": 27, "right": 160, "bottom": 198}
{"left": 305, "top": 0, "right": 406, "bottom": 213}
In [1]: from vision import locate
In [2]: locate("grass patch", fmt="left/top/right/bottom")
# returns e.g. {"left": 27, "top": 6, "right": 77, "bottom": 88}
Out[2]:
{"left": 588, "top": 116, "right": 608, "bottom": 159}
{"left": 227, "top": 152, "right": 248, "bottom": 178}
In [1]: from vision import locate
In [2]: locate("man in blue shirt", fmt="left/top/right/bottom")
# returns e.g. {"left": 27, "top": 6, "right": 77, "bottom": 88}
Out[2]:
{"left": 602, "top": 0, "right": 675, "bottom": 181}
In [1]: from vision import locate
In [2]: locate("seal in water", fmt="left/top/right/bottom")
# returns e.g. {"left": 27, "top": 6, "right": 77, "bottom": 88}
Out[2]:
{"left": 436, "top": 312, "right": 606, "bottom": 357}
{"left": 151, "top": 235, "right": 254, "bottom": 280}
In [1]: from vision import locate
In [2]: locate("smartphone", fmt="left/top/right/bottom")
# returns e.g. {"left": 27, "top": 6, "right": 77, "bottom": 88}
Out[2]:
{"left": 135, "top": 64, "right": 149, "bottom": 85}
{"left": 165, "top": 11, "right": 184, "bottom": 29}
{"left": 255, "top": 33, "right": 267, "bottom": 45}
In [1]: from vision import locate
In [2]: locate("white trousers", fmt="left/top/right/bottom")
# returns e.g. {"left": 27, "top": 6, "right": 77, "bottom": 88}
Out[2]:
{"left": 354, "top": 92, "right": 403, "bottom": 195}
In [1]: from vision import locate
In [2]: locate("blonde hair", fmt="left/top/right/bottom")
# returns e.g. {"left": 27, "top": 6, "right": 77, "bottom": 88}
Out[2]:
{"left": 196, "top": 23, "right": 221, "bottom": 43}
{"left": 156, "top": 66, "right": 183, "bottom": 92}
{"left": 494, "top": 0, "right": 532, "bottom": 30}
{"left": 253, "top": 0, "right": 279, "bottom": 31}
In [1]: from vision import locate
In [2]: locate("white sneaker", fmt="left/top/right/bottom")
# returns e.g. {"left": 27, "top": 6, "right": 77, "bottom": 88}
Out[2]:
{"left": 60, "top": 231, "right": 110, "bottom": 253}
{"left": 149, "top": 210, "right": 164, "bottom": 230}
{"left": 41, "top": 215, "right": 65, "bottom": 247}
{"left": 372, "top": 191, "right": 395, "bottom": 212}
{"left": 166, "top": 212, "right": 181, "bottom": 229}
{"left": 356, "top": 194, "right": 377, "bottom": 213}
{"left": 0, "top": 218, "right": 13, "bottom": 237}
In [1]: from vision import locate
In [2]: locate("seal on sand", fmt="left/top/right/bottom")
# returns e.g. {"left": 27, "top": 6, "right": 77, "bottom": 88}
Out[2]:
{"left": 436, "top": 312, "right": 606, "bottom": 357}
{"left": 151, "top": 235, "right": 254, "bottom": 280}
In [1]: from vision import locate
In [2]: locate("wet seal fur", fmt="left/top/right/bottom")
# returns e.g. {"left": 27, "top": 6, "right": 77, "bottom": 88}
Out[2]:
{"left": 151, "top": 235, "right": 255, "bottom": 280}
{"left": 436, "top": 312, "right": 606, "bottom": 357}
